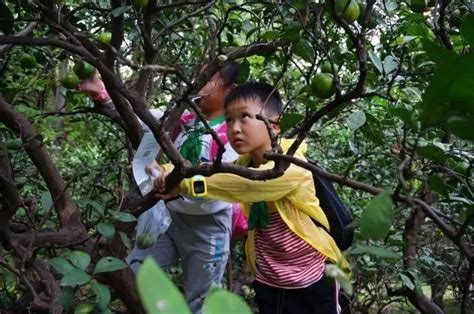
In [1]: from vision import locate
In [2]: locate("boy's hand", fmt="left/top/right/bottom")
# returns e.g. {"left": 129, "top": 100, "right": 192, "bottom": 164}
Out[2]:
{"left": 77, "top": 73, "right": 104, "bottom": 97}
{"left": 153, "top": 170, "right": 180, "bottom": 200}
{"left": 76, "top": 73, "right": 112, "bottom": 106}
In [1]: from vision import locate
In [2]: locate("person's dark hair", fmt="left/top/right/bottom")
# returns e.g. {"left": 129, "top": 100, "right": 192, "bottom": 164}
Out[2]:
{"left": 217, "top": 61, "right": 240, "bottom": 86}
{"left": 224, "top": 81, "right": 283, "bottom": 116}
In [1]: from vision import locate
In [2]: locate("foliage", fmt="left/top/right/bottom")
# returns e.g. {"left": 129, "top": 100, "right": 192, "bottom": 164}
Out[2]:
{"left": 0, "top": 0, "right": 473, "bottom": 313}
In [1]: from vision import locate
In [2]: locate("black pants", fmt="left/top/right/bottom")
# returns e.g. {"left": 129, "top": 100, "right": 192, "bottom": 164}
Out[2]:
{"left": 253, "top": 278, "right": 339, "bottom": 314}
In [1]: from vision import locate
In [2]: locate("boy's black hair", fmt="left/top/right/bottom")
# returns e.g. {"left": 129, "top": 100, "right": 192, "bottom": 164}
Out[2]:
{"left": 218, "top": 61, "right": 240, "bottom": 87}
{"left": 224, "top": 81, "right": 283, "bottom": 116}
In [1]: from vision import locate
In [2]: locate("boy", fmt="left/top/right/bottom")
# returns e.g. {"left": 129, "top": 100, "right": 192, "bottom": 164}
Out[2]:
{"left": 154, "top": 81, "right": 349, "bottom": 314}
{"left": 78, "top": 63, "right": 243, "bottom": 314}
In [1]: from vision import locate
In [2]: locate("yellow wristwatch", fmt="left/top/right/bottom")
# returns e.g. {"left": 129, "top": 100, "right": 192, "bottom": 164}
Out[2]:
{"left": 191, "top": 175, "right": 207, "bottom": 197}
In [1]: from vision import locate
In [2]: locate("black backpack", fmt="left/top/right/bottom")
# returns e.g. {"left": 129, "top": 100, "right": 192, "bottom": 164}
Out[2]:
{"left": 307, "top": 159, "right": 354, "bottom": 251}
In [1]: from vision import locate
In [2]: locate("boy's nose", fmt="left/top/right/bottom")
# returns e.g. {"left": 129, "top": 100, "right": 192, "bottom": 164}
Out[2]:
{"left": 230, "top": 121, "right": 242, "bottom": 134}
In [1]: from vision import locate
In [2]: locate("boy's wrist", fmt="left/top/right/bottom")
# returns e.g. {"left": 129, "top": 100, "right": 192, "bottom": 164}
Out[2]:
{"left": 92, "top": 85, "right": 111, "bottom": 103}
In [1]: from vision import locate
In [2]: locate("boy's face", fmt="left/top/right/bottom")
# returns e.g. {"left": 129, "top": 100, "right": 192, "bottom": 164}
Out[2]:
{"left": 225, "top": 98, "right": 280, "bottom": 158}
{"left": 197, "top": 72, "right": 230, "bottom": 117}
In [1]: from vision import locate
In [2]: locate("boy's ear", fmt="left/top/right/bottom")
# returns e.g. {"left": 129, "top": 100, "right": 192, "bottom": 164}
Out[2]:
{"left": 271, "top": 120, "right": 281, "bottom": 134}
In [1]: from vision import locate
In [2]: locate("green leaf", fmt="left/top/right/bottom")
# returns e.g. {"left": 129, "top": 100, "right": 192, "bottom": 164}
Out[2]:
{"left": 360, "top": 191, "right": 394, "bottom": 240}
{"left": 422, "top": 40, "right": 456, "bottom": 66}
{"left": 91, "top": 282, "right": 111, "bottom": 310}
{"left": 50, "top": 257, "right": 75, "bottom": 275}
{"left": 97, "top": 222, "right": 115, "bottom": 241}
{"left": 429, "top": 175, "right": 449, "bottom": 196}
{"left": 293, "top": 40, "right": 315, "bottom": 63}
{"left": 61, "top": 268, "right": 91, "bottom": 287}
{"left": 237, "top": 59, "right": 250, "bottom": 84}
{"left": 74, "top": 302, "right": 96, "bottom": 314}
{"left": 399, "top": 273, "right": 415, "bottom": 290}
{"left": 202, "top": 288, "right": 252, "bottom": 314}
{"left": 0, "top": 2, "right": 14, "bottom": 34}
{"left": 382, "top": 55, "right": 398, "bottom": 75}
{"left": 279, "top": 113, "right": 304, "bottom": 133}
{"left": 347, "top": 111, "right": 366, "bottom": 131}
{"left": 119, "top": 231, "right": 132, "bottom": 250}
{"left": 93, "top": 257, "right": 128, "bottom": 274}
{"left": 351, "top": 244, "right": 400, "bottom": 260}
{"left": 446, "top": 117, "right": 474, "bottom": 141}
{"left": 137, "top": 257, "right": 191, "bottom": 314}
{"left": 262, "top": 31, "right": 279, "bottom": 40}
{"left": 59, "top": 287, "right": 75, "bottom": 310}
{"left": 417, "top": 145, "right": 446, "bottom": 164}
{"left": 69, "top": 251, "right": 91, "bottom": 271}
{"left": 111, "top": 6, "right": 132, "bottom": 17}
{"left": 460, "top": 15, "right": 474, "bottom": 46}
{"left": 41, "top": 191, "right": 53, "bottom": 211}
{"left": 279, "top": 22, "right": 302, "bottom": 42}
{"left": 112, "top": 212, "right": 136, "bottom": 223}
{"left": 368, "top": 50, "right": 383, "bottom": 74}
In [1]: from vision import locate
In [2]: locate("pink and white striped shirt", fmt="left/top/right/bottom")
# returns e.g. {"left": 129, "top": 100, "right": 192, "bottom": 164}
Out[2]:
{"left": 255, "top": 211, "right": 326, "bottom": 289}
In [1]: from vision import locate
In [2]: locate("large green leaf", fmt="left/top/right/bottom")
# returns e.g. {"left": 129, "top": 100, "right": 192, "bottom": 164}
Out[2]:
{"left": 202, "top": 288, "right": 252, "bottom": 314}
{"left": 50, "top": 257, "right": 75, "bottom": 275}
{"left": 351, "top": 244, "right": 400, "bottom": 260}
{"left": 93, "top": 257, "right": 128, "bottom": 274}
{"left": 347, "top": 110, "right": 366, "bottom": 131}
{"left": 460, "top": 15, "right": 474, "bottom": 46}
{"left": 293, "top": 40, "right": 315, "bottom": 63}
{"left": 279, "top": 22, "right": 302, "bottom": 42}
{"left": 59, "top": 287, "right": 75, "bottom": 310}
{"left": 112, "top": 212, "right": 136, "bottom": 223}
{"left": 137, "top": 257, "right": 191, "bottom": 314}
{"left": 91, "top": 282, "right": 111, "bottom": 310}
{"left": 61, "top": 268, "right": 91, "bottom": 287}
{"left": 417, "top": 145, "right": 446, "bottom": 164}
{"left": 69, "top": 251, "right": 91, "bottom": 271}
{"left": 368, "top": 50, "right": 383, "bottom": 74}
{"left": 446, "top": 117, "right": 474, "bottom": 141}
{"left": 237, "top": 58, "right": 250, "bottom": 84}
{"left": 360, "top": 191, "right": 394, "bottom": 240}
{"left": 40, "top": 191, "right": 53, "bottom": 211}
{"left": 279, "top": 113, "right": 304, "bottom": 133}
{"left": 97, "top": 222, "right": 115, "bottom": 241}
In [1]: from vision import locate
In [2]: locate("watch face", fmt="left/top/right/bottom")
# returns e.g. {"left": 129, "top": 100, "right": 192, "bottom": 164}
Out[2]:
{"left": 194, "top": 181, "right": 206, "bottom": 194}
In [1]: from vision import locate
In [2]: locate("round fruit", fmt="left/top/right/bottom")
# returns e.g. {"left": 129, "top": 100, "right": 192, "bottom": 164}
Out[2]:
{"left": 134, "top": 0, "right": 149, "bottom": 10}
{"left": 335, "top": 0, "right": 360, "bottom": 24}
{"left": 408, "top": 0, "right": 428, "bottom": 13}
{"left": 73, "top": 61, "right": 95, "bottom": 79}
{"left": 449, "top": 9, "right": 465, "bottom": 28}
{"left": 321, "top": 61, "right": 334, "bottom": 74}
{"left": 96, "top": 32, "right": 112, "bottom": 45}
{"left": 311, "top": 73, "right": 335, "bottom": 99}
{"left": 60, "top": 73, "right": 80, "bottom": 89}
{"left": 137, "top": 233, "right": 155, "bottom": 249}
{"left": 19, "top": 53, "right": 37, "bottom": 69}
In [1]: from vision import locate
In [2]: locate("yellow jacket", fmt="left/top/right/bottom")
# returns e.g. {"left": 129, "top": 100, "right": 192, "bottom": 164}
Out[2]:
{"left": 177, "top": 139, "right": 351, "bottom": 277}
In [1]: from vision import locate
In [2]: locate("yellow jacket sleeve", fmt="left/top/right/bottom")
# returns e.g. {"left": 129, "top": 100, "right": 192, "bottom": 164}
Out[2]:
{"left": 179, "top": 161, "right": 310, "bottom": 204}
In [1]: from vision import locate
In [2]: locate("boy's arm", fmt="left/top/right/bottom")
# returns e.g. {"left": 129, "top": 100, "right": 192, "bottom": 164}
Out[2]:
{"left": 160, "top": 161, "right": 310, "bottom": 204}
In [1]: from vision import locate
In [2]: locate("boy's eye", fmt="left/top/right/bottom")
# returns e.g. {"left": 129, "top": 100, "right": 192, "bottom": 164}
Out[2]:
{"left": 242, "top": 113, "right": 252, "bottom": 119}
